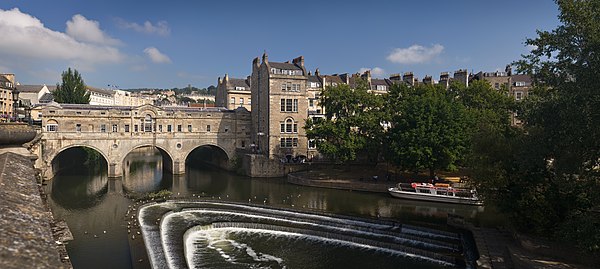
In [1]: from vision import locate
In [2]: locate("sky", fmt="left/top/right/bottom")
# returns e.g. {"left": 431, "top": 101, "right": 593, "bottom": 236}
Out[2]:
{"left": 0, "top": 0, "right": 560, "bottom": 89}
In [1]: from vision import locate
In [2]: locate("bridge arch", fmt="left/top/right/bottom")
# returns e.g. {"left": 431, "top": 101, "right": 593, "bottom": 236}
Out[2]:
{"left": 120, "top": 144, "right": 176, "bottom": 175}
{"left": 184, "top": 143, "right": 231, "bottom": 170}
{"left": 46, "top": 144, "right": 110, "bottom": 179}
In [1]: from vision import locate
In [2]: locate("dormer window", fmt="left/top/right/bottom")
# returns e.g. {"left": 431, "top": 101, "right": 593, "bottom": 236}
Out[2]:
{"left": 376, "top": 85, "right": 387, "bottom": 91}
{"left": 235, "top": 86, "right": 245, "bottom": 91}
{"left": 514, "top": 81, "right": 526, "bottom": 87}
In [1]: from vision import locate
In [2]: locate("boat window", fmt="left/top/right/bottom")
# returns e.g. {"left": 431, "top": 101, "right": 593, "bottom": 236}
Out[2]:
{"left": 417, "top": 188, "right": 430, "bottom": 194}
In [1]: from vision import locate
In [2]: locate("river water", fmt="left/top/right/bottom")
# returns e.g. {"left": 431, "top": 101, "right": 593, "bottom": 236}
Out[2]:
{"left": 45, "top": 147, "right": 501, "bottom": 269}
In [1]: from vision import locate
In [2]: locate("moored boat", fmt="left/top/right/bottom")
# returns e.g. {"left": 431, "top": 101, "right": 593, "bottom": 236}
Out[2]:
{"left": 388, "top": 182, "right": 483, "bottom": 206}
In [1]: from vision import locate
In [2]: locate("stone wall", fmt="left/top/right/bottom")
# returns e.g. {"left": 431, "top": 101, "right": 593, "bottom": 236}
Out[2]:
{"left": 0, "top": 152, "right": 68, "bottom": 269}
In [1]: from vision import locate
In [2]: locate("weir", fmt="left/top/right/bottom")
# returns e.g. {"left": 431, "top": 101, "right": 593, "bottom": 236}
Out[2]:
{"left": 139, "top": 201, "right": 473, "bottom": 269}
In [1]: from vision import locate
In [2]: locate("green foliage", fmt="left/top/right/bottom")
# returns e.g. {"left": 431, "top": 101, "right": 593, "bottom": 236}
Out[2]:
{"left": 54, "top": 68, "right": 90, "bottom": 104}
{"left": 386, "top": 83, "right": 470, "bottom": 176}
{"left": 305, "top": 79, "right": 384, "bottom": 163}
{"left": 147, "top": 189, "right": 172, "bottom": 200}
{"left": 472, "top": 0, "right": 600, "bottom": 251}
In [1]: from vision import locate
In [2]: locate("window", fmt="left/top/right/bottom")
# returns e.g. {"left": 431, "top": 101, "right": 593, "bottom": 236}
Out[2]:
{"left": 376, "top": 85, "right": 387, "bottom": 91}
{"left": 125, "top": 124, "right": 130, "bottom": 132}
{"left": 280, "top": 137, "right": 298, "bottom": 148}
{"left": 206, "top": 125, "right": 211, "bottom": 132}
{"left": 235, "top": 86, "right": 245, "bottom": 91}
{"left": 291, "top": 83, "right": 300, "bottom": 92}
{"left": 280, "top": 98, "right": 299, "bottom": 112}
{"left": 248, "top": 98, "right": 251, "bottom": 105}
{"left": 144, "top": 114, "right": 153, "bottom": 132}
{"left": 309, "top": 99, "right": 314, "bottom": 107}
{"left": 230, "top": 97, "right": 235, "bottom": 104}
{"left": 134, "top": 125, "right": 138, "bottom": 132}
{"left": 112, "top": 124, "right": 118, "bottom": 132}
{"left": 46, "top": 124, "right": 58, "bottom": 132}
{"left": 76, "top": 124, "right": 81, "bottom": 132}
{"left": 281, "top": 83, "right": 287, "bottom": 91}
{"left": 158, "top": 125, "right": 163, "bottom": 132}
{"left": 515, "top": 81, "right": 526, "bottom": 87}
{"left": 167, "top": 125, "right": 172, "bottom": 132}
{"left": 241, "top": 141, "right": 245, "bottom": 148}
{"left": 188, "top": 124, "right": 192, "bottom": 132}
{"left": 281, "top": 118, "right": 298, "bottom": 133}
{"left": 100, "top": 124, "right": 106, "bottom": 133}
{"left": 177, "top": 125, "right": 182, "bottom": 132}
{"left": 239, "top": 98, "right": 244, "bottom": 105}
{"left": 310, "top": 82, "right": 320, "bottom": 88}
{"left": 515, "top": 91, "right": 523, "bottom": 101}
{"left": 309, "top": 139, "right": 316, "bottom": 149}
{"left": 494, "top": 83, "right": 500, "bottom": 89}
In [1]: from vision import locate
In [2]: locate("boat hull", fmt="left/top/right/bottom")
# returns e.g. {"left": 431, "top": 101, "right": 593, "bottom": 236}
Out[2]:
{"left": 388, "top": 188, "right": 483, "bottom": 206}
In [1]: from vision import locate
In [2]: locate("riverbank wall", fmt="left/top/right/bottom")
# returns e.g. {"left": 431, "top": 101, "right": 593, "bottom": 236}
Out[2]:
{"left": 0, "top": 151, "right": 71, "bottom": 269}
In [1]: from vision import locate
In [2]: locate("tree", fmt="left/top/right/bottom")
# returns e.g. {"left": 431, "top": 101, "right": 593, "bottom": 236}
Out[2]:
{"left": 54, "top": 68, "right": 90, "bottom": 104}
{"left": 305, "top": 79, "right": 385, "bottom": 163}
{"left": 475, "top": 0, "right": 600, "bottom": 251}
{"left": 386, "top": 83, "right": 470, "bottom": 177}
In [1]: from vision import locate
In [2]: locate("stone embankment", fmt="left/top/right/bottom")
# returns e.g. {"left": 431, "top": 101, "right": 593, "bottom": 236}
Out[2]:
{"left": 0, "top": 152, "right": 71, "bottom": 269}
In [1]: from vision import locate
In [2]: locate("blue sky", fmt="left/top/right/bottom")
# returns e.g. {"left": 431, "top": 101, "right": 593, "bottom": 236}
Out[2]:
{"left": 0, "top": 0, "right": 559, "bottom": 89}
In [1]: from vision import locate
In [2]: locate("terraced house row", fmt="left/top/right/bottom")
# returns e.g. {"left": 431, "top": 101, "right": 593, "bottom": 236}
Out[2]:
{"left": 215, "top": 54, "right": 532, "bottom": 161}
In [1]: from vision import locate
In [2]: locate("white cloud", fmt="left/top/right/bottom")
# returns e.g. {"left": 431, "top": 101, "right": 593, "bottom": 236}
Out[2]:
{"left": 526, "top": 44, "right": 538, "bottom": 51}
{"left": 117, "top": 18, "right": 170, "bottom": 36}
{"left": 387, "top": 44, "right": 444, "bottom": 64}
{"left": 358, "top": 67, "right": 386, "bottom": 77}
{"left": 0, "top": 8, "right": 124, "bottom": 64}
{"left": 144, "top": 47, "right": 171, "bottom": 63}
{"left": 66, "top": 14, "right": 121, "bottom": 45}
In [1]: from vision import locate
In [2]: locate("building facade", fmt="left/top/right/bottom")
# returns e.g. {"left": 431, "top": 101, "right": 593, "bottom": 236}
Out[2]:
{"left": 250, "top": 54, "right": 309, "bottom": 160}
{"left": 215, "top": 74, "right": 251, "bottom": 110}
{"left": 0, "top": 74, "right": 16, "bottom": 121}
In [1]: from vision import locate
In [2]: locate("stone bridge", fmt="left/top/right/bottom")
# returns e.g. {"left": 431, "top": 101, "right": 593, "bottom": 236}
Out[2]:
{"left": 33, "top": 103, "right": 251, "bottom": 178}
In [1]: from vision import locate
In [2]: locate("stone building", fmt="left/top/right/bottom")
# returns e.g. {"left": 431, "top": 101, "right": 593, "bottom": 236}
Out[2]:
{"left": 250, "top": 53, "right": 309, "bottom": 161}
{"left": 15, "top": 84, "right": 53, "bottom": 106}
{"left": 0, "top": 74, "right": 16, "bottom": 120}
{"left": 215, "top": 74, "right": 251, "bottom": 110}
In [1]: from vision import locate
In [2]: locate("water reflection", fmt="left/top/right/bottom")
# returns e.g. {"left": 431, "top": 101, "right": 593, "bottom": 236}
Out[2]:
{"left": 50, "top": 164, "right": 109, "bottom": 210}
{"left": 46, "top": 148, "right": 496, "bottom": 269}
{"left": 122, "top": 147, "right": 171, "bottom": 193}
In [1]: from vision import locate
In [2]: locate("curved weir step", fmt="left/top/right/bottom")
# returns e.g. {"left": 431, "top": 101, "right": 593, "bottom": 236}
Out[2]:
{"left": 139, "top": 200, "right": 471, "bottom": 269}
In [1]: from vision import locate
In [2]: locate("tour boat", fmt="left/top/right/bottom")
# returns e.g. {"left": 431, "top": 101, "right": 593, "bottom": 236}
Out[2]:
{"left": 388, "top": 182, "right": 483, "bottom": 206}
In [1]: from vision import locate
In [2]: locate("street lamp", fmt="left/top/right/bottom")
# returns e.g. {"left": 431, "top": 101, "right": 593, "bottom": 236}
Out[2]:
{"left": 256, "top": 132, "right": 265, "bottom": 154}
{"left": 11, "top": 88, "right": 19, "bottom": 122}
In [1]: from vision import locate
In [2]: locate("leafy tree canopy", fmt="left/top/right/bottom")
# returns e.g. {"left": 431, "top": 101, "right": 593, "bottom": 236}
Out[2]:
{"left": 53, "top": 68, "right": 90, "bottom": 104}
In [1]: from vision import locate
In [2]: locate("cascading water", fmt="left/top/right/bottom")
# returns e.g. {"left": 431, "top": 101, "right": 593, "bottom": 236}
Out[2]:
{"left": 139, "top": 201, "right": 470, "bottom": 269}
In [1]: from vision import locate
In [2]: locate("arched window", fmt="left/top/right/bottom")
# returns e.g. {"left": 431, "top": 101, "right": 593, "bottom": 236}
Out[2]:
{"left": 46, "top": 119, "right": 58, "bottom": 132}
{"left": 144, "top": 114, "right": 153, "bottom": 132}
{"left": 280, "top": 118, "right": 298, "bottom": 134}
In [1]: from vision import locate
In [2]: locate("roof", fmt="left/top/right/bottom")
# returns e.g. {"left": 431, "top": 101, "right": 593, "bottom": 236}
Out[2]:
{"left": 511, "top": 74, "right": 533, "bottom": 85}
{"left": 323, "top": 75, "right": 344, "bottom": 85}
{"left": 371, "top": 79, "right": 390, "bottom": 86}
{"left": 39, "top": 92, "right": 54, "bottom": 103}
{"left": 16, "top": 85, "right": 44, "bottom": 93}
{"left": 269, "top": 61, "right": 303, "bottom": 71}
{"left": 229, "top": 78, "right": 250, "bottom": 88}
{"left": 0, "top": 76, "right": 10, "bottom": 83}
{"left": 87, "top": 87, "right": 114, "bottom": 95}
{"left": 307, "top": 75, "right": 320, "bottom": 83}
